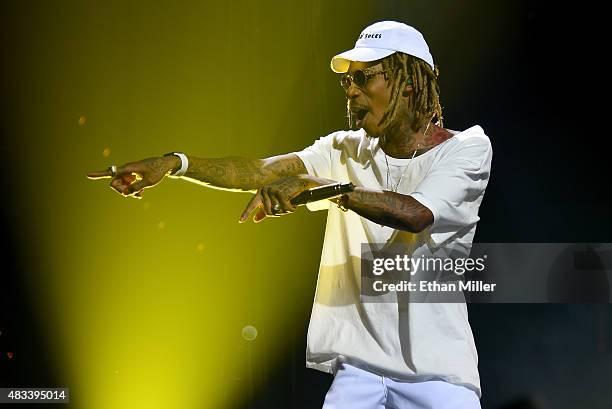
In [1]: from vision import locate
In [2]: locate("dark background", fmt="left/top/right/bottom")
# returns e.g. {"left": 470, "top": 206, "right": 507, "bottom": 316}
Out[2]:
{"left": 1, "top": 1, "right": 611, "bottom": 408}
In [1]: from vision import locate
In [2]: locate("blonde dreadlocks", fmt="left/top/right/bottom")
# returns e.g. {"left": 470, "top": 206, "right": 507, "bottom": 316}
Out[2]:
{"left": 380, "top": 52, "right": 443, "bottom": 132}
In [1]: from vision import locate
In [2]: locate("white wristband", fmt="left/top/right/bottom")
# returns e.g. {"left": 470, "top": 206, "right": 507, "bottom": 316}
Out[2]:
{"left": 165, "top": 152, "right": 189, "bottom": 177}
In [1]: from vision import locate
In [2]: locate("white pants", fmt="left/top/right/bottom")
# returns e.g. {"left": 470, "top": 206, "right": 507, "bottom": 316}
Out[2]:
{"left": 322, "top": 363, "right": 481, "bottom": 409}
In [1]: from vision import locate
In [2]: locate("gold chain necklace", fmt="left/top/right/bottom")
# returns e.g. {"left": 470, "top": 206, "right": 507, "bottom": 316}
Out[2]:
{"left": 382, "top": 122, "right": 431, "bottom": 193}
{"left": 384, "top": 145, "right": 419, "bottom": 192}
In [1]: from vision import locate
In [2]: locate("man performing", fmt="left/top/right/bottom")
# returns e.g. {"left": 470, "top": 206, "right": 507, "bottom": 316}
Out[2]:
{"left": 88, "top": 21, "right": 492, "bottom": 409}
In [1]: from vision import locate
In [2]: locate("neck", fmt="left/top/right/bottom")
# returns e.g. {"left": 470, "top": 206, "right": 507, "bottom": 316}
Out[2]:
{"left": 380, "top": 120, "right": 452, "bottom": 158}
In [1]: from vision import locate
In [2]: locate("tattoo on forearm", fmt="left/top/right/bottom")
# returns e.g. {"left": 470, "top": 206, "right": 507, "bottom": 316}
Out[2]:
{"left": 345, "top": 188, "right": 432, "bottom": 232}
{"left": 181, "top": 155, "right": 307, "bottom": 191}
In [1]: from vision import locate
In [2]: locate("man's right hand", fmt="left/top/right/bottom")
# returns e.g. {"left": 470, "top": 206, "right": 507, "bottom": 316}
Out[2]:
{"left": 86, "top": 156, "right": 180, "bottom": 199}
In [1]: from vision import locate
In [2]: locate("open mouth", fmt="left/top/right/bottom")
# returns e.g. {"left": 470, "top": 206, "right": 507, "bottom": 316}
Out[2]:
{"left": 351, "top": 106, "right": 369, "bottom": 126}
{"left": 355, "top": 108, "right": 368, "bottom": 121}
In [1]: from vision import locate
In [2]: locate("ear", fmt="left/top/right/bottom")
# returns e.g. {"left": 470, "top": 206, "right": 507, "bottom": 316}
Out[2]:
{"left": 402, "top": 82, "right": 413, "bottom": 97}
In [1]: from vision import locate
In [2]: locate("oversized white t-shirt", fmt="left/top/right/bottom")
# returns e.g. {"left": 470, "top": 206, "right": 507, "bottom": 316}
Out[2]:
{"left": 293, "top": 125, "right": 492, "bottom": 397}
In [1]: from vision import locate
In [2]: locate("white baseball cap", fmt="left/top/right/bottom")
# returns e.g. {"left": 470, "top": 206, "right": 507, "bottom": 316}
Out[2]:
{"left": 331, "top": 21, "right": 435, "bottom": 73}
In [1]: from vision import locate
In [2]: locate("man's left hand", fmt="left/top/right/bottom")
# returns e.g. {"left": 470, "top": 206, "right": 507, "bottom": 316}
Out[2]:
{"left": 239, "top": 176, "right": 312, "bottom": 223}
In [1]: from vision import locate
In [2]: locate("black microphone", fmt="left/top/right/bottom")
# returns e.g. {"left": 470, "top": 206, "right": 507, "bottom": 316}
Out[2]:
{"left": 290, "top": 182, "right": 355, "bottom": 206}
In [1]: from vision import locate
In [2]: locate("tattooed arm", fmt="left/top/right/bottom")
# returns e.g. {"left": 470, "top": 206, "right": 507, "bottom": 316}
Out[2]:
{"left": 340, "top": 187, "right": 434, "bottom": 233}
{"left": 87, "top": 152, "right": 433, "bottom": 232}
{"left": 86, "top": 153, "right": 308, "bottom": 198}
{"left": 174, "top": 154, "right": 308, "bottom": 192}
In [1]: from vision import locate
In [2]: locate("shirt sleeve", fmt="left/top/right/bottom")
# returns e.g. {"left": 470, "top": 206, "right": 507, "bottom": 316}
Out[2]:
{"left": 292, "top": 133, "right": 336, "bottom": 211}
{"left": 409, "top": 133, "right": 493, "bottom": 246}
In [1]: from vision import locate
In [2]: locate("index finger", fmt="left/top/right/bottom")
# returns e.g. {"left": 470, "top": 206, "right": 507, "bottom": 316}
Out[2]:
{"left": 86, "top": 169, "right": 113, "bottom": 179}
{"left": 86, "top": 163, "right": 137, "bottom": 180}
{"left": 239, "top": 192, "right": 263, "bottom": 223}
